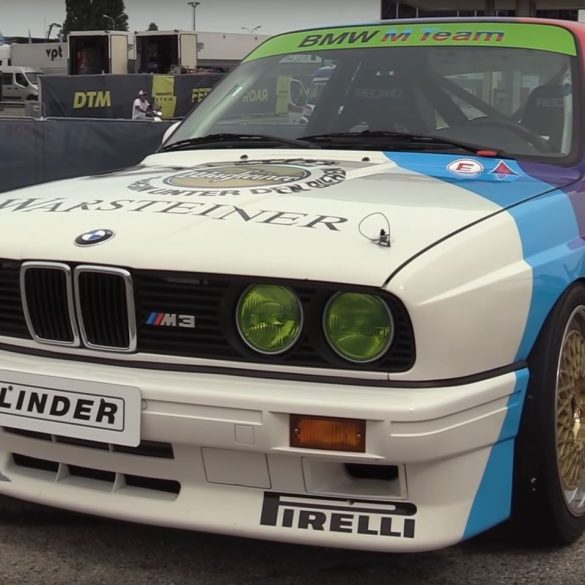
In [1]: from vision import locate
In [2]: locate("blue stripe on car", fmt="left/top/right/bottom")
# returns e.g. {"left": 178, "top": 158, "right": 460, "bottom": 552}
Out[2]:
{"left": 462, "top": 369, "right": 529, "bottom": 539}
{"left": 386, "top": 151, "right": 581, "bottom": 539}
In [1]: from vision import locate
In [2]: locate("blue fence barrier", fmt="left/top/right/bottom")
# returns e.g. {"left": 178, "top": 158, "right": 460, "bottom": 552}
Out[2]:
{"left": 0, "top": 117, "right": 173, "bottom": 193}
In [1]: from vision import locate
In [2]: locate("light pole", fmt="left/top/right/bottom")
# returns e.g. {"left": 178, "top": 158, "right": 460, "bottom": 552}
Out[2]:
{"left": 47, "top": 22, "right": 62, "bottom": 40}
{"left": 241, "top": 26, "right": 261, "bottom": 34}
{"left": 102, "top": 14, "right": 123, "bottom": 30}
{"left": 187, "top": 2, "right": 201, "bottom": 30}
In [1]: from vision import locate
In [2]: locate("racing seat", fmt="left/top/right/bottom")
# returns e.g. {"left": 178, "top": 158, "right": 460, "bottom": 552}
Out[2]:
{"left": 337, "top": 67, "right": 429, "bottom": 134}
{"left": 520, "top": 85, "right": 568, "bottom": 152}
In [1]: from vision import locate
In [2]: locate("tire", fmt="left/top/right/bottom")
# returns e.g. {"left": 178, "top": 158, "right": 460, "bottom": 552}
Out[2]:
{"left": 512, "top": 284, "right": 585, "bottom": 545}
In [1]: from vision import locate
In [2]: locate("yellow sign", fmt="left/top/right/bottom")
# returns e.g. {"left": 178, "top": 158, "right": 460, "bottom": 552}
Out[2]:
{"left": 151, "top": 76, "right": 177, "bottom": 119}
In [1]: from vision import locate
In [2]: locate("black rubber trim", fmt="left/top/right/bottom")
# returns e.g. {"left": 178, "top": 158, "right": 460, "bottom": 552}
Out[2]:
{"left": 0, "top": 342, "right": 525, "bottom": 388}
{"left": 389, "top": 361, "right": 526, "bottom": 388}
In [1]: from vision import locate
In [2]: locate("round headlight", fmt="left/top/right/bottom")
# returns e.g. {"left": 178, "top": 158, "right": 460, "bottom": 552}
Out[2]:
{"left": 324, "top": 293, "right": 393, "bottom": 363}
{"left": 236, "top": 284, "right": 302, "bottom": 354}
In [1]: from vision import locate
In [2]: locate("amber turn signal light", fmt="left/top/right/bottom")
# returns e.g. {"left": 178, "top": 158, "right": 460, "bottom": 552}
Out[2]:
{"left": 290, "top": 414, "right": 366, "bottom": 452}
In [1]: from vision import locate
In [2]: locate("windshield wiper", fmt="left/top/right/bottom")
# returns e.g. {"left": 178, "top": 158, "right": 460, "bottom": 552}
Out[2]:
{"left": 302, "top": 130, "right": 505, "bottom": 156}
{"left": 160, "top": 133, "right": 318, "bottom": 152}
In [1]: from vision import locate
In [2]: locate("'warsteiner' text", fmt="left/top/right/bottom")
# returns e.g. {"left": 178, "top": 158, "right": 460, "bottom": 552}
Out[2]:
{"left": 0, "top": 198, "right": 349, "bottom": 231}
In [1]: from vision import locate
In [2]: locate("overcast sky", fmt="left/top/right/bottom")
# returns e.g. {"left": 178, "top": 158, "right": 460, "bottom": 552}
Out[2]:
{"left": 1, "top": 0, "right": 382, "bottom": 38}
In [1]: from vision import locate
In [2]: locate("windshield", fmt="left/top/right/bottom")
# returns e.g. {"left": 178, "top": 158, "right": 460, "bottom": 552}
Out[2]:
{"left": 25, "top": 72, "right": 39, "bottom": 85}
{"left": 170, "top": 22, "right": 578, "bottom": 159}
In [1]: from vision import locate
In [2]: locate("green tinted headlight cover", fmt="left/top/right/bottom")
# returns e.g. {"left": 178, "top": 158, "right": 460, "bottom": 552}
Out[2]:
{"left": 324, "top": 293, "right": 393, "bottom": 363}
{"left": 237, "top": 285, "right": 302, "bottom": 354}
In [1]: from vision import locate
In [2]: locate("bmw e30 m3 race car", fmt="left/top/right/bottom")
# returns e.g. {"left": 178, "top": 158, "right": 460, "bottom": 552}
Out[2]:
{"left": 1, "top": 17, "right": 585, "bottom": 552}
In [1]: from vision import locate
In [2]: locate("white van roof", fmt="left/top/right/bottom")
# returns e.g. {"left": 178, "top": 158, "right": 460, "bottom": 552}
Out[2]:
{"left": 0, "top": 65, "right": 39, "bottom": 73}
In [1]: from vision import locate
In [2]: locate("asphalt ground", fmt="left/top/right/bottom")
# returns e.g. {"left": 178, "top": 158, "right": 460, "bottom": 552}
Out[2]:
{"left": 0, "top": 495, "right": 583, "bottom": 585}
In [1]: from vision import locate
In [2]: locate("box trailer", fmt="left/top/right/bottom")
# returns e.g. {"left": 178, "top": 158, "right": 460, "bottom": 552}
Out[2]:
{"left": 134, "top": 31, "right": 197, "bottom": 74}
{"left": 0, "top": 44, "right": 10, "bottom": 68}
{"left": 10, "top": 42, "right": 67, "bottom": 75}
{"left": 68, "top": 31, "right": 131, "bottom": 75}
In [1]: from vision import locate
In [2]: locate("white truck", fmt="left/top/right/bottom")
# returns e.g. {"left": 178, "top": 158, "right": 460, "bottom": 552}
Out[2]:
{"left": 9, "top": 42, "right": 67, "bottom": 75}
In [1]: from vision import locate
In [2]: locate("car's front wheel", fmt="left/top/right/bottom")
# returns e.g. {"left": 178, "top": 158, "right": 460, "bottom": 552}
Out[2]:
{"left": 513, "top": 284, "right": 585, "bottom": 544}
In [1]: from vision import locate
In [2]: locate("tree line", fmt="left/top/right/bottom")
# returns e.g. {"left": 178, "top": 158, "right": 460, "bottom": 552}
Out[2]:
{"left": 63, "top": 0, "right": 159, "bottom": 33}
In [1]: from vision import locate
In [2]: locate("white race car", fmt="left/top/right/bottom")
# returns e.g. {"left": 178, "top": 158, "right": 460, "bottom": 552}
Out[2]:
{"left": 0, "top": 17, "right": 584, "bottom": 552}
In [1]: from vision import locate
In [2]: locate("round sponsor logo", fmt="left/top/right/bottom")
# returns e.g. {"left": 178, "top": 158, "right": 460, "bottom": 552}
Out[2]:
{"left": 447, "top": 159, "right": 484, "bottom": 176}
{"left": 75, "top": 229, "right": 114, "bottom": 246}
{"left": 164, "top": 163, "right": 311, "bottom": 189}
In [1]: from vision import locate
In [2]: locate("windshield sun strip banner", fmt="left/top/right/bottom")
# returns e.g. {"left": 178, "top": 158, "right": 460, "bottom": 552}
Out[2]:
{"left": 244, "top": 23, "right": 577, "bottom": 62}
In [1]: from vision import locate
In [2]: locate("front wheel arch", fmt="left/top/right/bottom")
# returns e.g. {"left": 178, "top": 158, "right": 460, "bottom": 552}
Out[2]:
{"left": 512, "top": 282, "right": 585, "bottom": 544}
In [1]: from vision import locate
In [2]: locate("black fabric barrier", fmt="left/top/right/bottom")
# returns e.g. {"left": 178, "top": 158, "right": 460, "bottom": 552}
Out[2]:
{"left": 40, "top": 73, "right": 224, "bottom": 119}
{"left": 0, "top": 117, "right": 173, "bottom": 193}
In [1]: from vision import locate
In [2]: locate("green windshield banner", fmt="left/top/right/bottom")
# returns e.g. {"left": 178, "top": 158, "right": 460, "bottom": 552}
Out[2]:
{"left": 245, "top": 23, "right": 577, "bottom": 62}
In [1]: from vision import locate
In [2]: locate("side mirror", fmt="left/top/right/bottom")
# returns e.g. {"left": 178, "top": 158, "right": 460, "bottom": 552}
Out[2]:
{"left": 161, "top": 121, "right": 181, "bottom": 146}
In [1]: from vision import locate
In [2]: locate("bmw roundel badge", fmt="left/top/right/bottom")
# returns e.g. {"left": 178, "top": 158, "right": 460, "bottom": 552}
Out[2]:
{"left": 75, "top": 229, "right": 115, "bottom": 246}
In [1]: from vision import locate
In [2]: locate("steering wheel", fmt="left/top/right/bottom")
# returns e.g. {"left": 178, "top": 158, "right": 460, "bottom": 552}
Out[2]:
{"left": 464, "top": 116, "right": 554, "bottom": 153}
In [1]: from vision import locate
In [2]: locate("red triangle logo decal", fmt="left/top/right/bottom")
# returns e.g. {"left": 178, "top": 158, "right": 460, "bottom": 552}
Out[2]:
{"left": 491, "top": 161, "right": 517, "bottom": 176}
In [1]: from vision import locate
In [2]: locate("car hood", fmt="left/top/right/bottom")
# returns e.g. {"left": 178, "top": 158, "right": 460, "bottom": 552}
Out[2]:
{"left": 0, "top": 149, "right": 579, "bottom": 287}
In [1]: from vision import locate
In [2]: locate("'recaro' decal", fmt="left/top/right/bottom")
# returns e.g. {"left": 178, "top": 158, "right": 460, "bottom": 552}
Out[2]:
{"left": 260, "top": 493, "right": 417, "bottom": 539}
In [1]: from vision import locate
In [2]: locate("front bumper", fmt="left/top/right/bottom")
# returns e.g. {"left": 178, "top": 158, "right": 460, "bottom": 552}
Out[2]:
{"left": 0, "top": 349, "right": 526, "bottom": 552}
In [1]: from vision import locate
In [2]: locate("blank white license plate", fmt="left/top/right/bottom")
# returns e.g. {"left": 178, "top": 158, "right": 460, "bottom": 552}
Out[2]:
{"left": 0, "top": 375, "right": 141, "bottom": 447}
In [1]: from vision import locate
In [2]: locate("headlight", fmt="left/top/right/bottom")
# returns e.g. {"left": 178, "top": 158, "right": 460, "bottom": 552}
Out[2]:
{"left": 236, "top": 284, "right": 303, "bottom": 354}
{"left": 324, "top": 293, "right": 393, "bottom": 363}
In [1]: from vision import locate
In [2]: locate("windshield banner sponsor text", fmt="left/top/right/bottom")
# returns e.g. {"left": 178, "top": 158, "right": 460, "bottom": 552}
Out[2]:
{"left": 245, "top": 23, "right": 577, "bottom": 61}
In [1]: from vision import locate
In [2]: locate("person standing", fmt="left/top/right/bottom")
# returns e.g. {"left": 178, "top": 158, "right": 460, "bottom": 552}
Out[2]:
{"left": 132, "top": 89, "right": 150, "bottom": 120}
